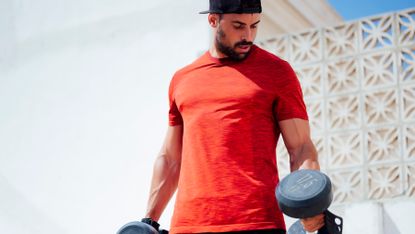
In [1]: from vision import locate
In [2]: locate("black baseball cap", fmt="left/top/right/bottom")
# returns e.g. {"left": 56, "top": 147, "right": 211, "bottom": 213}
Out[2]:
{"left": 199, "top": 0, "right": 262, "bottom": 14}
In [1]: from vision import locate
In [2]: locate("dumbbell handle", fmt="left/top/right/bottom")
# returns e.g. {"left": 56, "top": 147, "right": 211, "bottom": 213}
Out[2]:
{"left": 288, "top": 210, "right": 343, "bottom": 234}
{"left": 320, "top": 210, "right": 342, "bottom": 234}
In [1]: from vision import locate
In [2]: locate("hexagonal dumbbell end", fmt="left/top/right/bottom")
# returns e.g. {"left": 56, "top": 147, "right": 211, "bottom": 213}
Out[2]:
{"left": 116, "top": 221, "right": 159, "bottom": 234}
{"left": 276, "top": 169, "right": 343, "bottom": 234}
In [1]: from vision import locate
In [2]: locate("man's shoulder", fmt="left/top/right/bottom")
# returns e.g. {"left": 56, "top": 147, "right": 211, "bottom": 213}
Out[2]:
{"left": 169, "top": 52, "right": 211, "bottom": 89}
{"left": 253, "top": 45, "right": 288, "bottom": 65}
{"left": 252, "top": 45, "right": 294, "bottom": 74}
{"left": 174, "top": 52, "right": 210, "bottom": 78}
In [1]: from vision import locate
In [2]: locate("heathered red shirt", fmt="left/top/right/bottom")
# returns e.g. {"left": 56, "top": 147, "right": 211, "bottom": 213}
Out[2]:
{"left": 168, "top": 45, "right": 308, "bottom": 233}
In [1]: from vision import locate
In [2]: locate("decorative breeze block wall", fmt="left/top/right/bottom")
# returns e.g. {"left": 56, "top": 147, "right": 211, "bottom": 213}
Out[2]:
{"left": 259, "top": 8, "right": 415, "bottom": 205}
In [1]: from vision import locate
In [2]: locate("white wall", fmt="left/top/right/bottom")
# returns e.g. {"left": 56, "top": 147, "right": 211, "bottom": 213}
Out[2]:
{"left": 0, "top": 1, "right": 209, "bottom": 233}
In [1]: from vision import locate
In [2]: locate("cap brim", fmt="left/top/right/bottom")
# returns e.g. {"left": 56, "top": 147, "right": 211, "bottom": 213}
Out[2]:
{"left": 198, "top": 9, "right": 261, "bottom": 14}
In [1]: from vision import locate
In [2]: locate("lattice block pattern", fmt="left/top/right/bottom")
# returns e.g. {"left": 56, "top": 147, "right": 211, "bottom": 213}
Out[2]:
{"left": 290, "top": 30, "right": 322, "bottom": 64}
{"left": 260, "top": 8, "right": 415, "bottom": 205}
{"left": 398, "top": 9, "right": 415, "bottom": 46}
{"left": 402, "top": 83, "right": 415, "bottom": 121}
{"left": 366, "top": 126, "right": 401, "bottom": 164}
{"left": 324, "top": 23, "right": 358, "bottom": 59}
{"left": 305, "top": 99, "right": 324, "bottom": 134}
{"left": 363, "top": 89, "right": 398, "bottom": 126}
{"left": 360, "top": 14, "right": 394, "bottom": 51}
{"left": 403, "top": 124, "right": 415, "bottom": 160}
{"left": 277, "top": 140, "right": 290, "bottom": 179}
{"left": 313, "top": 135, "right": 326, "bottom": 170}
{"left": 295, "top": 65, "right": 323, "bottom": 98}
{"left": 405, "top": 163, "right": 415, "bottom": 197}
{"left": 258, "top": 36, "right": 289, "bottom": 60}
{"left": 361, "top": 51, "right": 397, "bottom": 89}
{"left": 327, "top": 58, "right": 359, "bottom": 94}
{"left": 327, "top": 94, "right": 360, "bottom": 130}
{"left": 328, "top": 131, "right": 363, "bottom": 169}
{"left": 330, "top": 169, "right": 364, "bottom": 204}
{"left": 367, "top": 165, "right": 403, "bottom": 200}
{"left": 399, "top": 47, "right": 415, "bottom": 83}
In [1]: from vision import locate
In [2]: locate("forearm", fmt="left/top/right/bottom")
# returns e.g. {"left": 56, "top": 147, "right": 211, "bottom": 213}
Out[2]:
{"left": 288, "top": 139, "right": 320, "bottom": 171}
{"left": 145, "top": 154, "right": 181, "bottom": 221}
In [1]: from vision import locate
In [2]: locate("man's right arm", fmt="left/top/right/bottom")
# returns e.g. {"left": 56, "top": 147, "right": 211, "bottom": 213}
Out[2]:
{"left": 144, "top": 125, "right": 183, "bottom": 221}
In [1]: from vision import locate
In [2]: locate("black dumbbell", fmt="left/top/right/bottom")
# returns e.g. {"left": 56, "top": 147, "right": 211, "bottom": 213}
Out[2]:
{"left": 117, "top": 219, "right": 169, "bottom": 234}
{"left": 275, "top": 169, "right": 343, "bottom": 234}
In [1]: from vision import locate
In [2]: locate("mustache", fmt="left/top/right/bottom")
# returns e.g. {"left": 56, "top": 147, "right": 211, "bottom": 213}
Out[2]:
{"left": 235, "top": 40, "right": 253, "bottom": 47}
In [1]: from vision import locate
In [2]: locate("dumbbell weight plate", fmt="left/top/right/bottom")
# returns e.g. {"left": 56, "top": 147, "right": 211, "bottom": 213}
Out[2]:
{"left": 276, "top": 169, "right": 333, "bottom": 219}
{"left": 117, "top": 221, "right": 159, "bottom": 234}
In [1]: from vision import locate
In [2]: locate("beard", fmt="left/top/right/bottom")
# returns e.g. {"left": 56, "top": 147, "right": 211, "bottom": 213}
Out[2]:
{"left": 215, "top": 26, "right": 253, "bottom": 61}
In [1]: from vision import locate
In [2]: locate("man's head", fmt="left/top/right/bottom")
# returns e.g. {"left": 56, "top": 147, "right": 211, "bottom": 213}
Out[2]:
{"left": 201, "top": 0, "right": 262, "bottom": 61}
{"left": 209, "top": 13, "right": 260, "bottom": 61}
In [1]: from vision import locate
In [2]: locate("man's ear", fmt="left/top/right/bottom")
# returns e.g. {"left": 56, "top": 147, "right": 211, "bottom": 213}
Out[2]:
{"left": 208, "top": 14, "right": 220, "bottom": 28}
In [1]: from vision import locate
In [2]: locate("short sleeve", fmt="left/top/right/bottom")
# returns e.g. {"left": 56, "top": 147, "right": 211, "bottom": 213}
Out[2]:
{"left": 168, "top": 76, "right": 183, "bottom": 126}
{"left": 274, "top": 62, "right": 308, "bottom": 122}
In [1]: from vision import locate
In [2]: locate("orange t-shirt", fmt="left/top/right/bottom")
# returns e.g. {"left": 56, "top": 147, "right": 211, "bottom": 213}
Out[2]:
{"left": 168, "top": 45, "right": 308, "bottom": 233}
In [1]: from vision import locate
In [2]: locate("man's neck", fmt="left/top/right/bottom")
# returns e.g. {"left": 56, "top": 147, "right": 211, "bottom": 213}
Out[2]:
{"left": 209, "top": 45, "right": 227, "bottom": 59}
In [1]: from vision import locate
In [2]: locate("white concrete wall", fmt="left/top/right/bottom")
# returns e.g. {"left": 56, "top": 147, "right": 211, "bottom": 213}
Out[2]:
{"left": 340, "top": 200, "right": 415, "bottom": 234}
{"left": 0, "top": 1, "right": 208, "bottom": 233}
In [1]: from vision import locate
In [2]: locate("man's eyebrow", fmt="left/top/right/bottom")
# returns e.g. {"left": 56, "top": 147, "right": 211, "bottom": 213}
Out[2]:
{"left": 231, "top": 20, "right": 261, "bottom": 26}
{"left": 251, "top": 20, "right": 261, "bottom": 26}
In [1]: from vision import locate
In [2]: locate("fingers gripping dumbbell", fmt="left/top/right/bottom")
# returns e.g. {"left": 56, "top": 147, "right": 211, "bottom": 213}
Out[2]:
{"left": 276, "top": 170, "right": 343, "bottom": 234}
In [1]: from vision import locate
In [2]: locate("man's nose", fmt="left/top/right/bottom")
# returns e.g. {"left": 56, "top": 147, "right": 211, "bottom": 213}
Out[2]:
{"left": 242, "top": 28, "right": 253, "bottom": 42}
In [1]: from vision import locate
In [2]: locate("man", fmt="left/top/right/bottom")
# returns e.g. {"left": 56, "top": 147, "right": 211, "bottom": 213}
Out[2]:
{"left": 143, "top": 0, "right": 324, "bottom": 233}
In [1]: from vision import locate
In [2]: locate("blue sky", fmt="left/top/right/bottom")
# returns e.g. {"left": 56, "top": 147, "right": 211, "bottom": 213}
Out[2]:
{"left": 328, "top": 0, "right": 415, "bottom": 21}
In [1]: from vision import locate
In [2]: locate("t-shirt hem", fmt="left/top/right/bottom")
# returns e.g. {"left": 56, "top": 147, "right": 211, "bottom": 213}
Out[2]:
{"left": 170, "top": 222, "right": 284, "bottom": 234}
{"left": 169, "top": 121, "right": 183, "bottom": 126}
{"left": 277, "top": 113, "right": 309, "bottom": 122}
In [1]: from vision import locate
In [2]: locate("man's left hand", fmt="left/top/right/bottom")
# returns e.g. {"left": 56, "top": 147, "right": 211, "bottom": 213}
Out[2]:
{"left": 300, "top": 213, "right": 325, "bottom": 232}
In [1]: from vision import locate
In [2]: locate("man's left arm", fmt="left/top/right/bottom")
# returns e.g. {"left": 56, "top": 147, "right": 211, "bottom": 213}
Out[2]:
{"left": 279, "top": 118, "right": 325, "bottom": 232}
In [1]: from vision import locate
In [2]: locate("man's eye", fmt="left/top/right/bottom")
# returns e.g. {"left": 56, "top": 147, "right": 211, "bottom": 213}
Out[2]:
{"left": 234, "top": 25, "right": 244, "bottom": 29}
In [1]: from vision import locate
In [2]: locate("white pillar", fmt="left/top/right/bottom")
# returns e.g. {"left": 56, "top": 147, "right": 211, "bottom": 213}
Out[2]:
{"left": 383, "top": 200, "right": 415, "bottom": 234}
{"left": 344, "top": 202, "right": 383, "bottom": 234}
